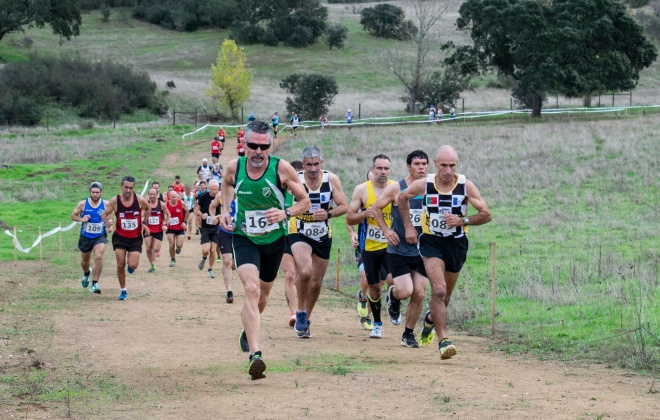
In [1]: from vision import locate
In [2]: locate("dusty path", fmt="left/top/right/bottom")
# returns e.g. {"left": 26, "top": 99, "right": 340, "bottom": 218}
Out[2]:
{"left": 3, "top": 130, "right": 659, "bottom": 419}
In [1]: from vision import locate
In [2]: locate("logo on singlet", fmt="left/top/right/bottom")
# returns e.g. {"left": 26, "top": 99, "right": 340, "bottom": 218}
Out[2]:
{"left": 262, "top": 187, "right": 271, "bottom": 198}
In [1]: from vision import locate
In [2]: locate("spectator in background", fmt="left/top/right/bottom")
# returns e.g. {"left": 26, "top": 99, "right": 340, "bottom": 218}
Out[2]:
{"left": 319, "top": 115, "right": 328, "bottom": 131}
{"left": 346, "top": 109, "right": 353, "bottom": 129}
{"left": 247, "top": 112, "right": 256, "bottom": 123}
{"left": 272, "top": 112, "right": 280, "bottom": 139}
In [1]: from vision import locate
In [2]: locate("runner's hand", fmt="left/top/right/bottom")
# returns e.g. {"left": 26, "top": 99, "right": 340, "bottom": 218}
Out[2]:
{"left": 404, "top": 225, "right": 418, "bottom": 245}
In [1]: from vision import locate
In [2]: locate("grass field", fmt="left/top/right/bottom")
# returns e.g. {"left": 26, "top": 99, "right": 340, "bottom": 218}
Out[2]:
{"left": 0, "top": 1, "right": 658, "bottom": 378}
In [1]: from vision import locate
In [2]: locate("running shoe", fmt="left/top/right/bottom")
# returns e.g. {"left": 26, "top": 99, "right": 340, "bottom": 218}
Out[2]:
{"left": 356, "top": 290, "right": 368, "bottom": 318}
{"left": 127, "top": 265, "right": 135, "bottom": 274}
{"left": 439, "top": 339, "right": 457, "bottom": 360}
{"left": 289, "top": 314, "right": 296, "bottom": 327}
{"left": 169, "top": 260, "right": 176, "bottom": 267}
{"left": 148, "top": 265, "right": 155, "bottom": 273}
{"left": 401, "top": 332, "right": 420, "bottom": 348}
{"left": 226, "top": 291, "right": 234, "bottom": 304}
{"left": 297, "top": 320, "right": 311, "bottom": 339}
{"left": 238, "top": 330, "right": 250, "bottom": 353}
{"left": 294, "top": 310, "right": 308, "bottom": 333}
{"left": 89, "top": 283, "right": 101, "bottom": 294}
{"left": 217, "top": 256, "right": 222, "bottom": 263}
{"left": 187, "top": 234, "right": 191, "bottom": 240}
{"left": 360, "top": 316, "right": 373, "bottom": 331}
{"left": 248, "top": 353, "right": 266, "bottom": 381}
{"left": 208, "top": 269, "right": 215, "bottom": 278}
{"left": 419, "top": 311, "right": 435, "bottom": 346}
{"left": 386, "top": 285, "right": 401, "bottom": 325}
{"left": 370, "top": 322, "right": 383, "bottom": 338}
{"left": 118, "top": 289, "right": 128, "bottom": 301}
{"left": 198, "top": 258, "right": 205, "bottom": 270}
{"left": 81, "top": 269, "right": 91, "bottom": 288}
{"left": 176, "top": 247, "right": 181, "bottom": 255}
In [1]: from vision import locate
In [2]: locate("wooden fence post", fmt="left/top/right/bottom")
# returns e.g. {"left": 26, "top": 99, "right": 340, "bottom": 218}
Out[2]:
{"left": 335, "top": 248, "right": 341, "bottom": 292}
{"left": 491, "top": 242, "right": 497, "bottom": 335}
{"left": 13, "top": 226, "right": 18, "bottom": 279}
{"left": 39, "top": 227, "right": 43, "bottom": 272}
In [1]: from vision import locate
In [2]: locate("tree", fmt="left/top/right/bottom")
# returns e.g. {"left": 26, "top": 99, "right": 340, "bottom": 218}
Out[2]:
{"left": 0, "top": 0, "right": 82, "bottom": 43}
{"left": 385, "top": 0, "right": 454, "bottom": 112}
{"left": 360, "top": 3, "right": 417, "bottom": 40}
{"left": 232, "top": 0, "right": 328, "bottom": 47}
{"left": 324, "top": 22, "right": 348, "bottom": 50}
{"left": 449, "top": 0, "right": 657, "bottom": 117}
{"left": 403, "top": 63, "right": 475, "bottom": 112}
{"left": 206, "top": 39, "right": 253, "bottom": 120}
{"left": 280, "top": 73, "right": 338, "bottom": 119}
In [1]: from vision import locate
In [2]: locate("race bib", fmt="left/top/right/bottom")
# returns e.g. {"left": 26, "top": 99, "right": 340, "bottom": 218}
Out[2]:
{"left": 409, "top": 209, "right": 422, "bottom": 227}
{"left": 301, "top": 222, "right": 328, "bottom": 241}
{"left": 121, "top": 219, "right": 138, "bottom": 231}
{"left": 148, "top": 216, "right": 160, "bottom": 225}
{"left": 244, "top": 210, "right": 277, "bottom": 235}
{"left": 206, "top": 216, "right": 214, "bottom": 225}
{"left": 84, "top": 222, "right": 103, "bottom": 234}
{"left": 169, "top": 217, "right": 179, "bottom": 226}
{"left": 429, "top": 210, "right": 456, "bottom": 236}
{"left": 366, "top": 224, "right": 387, "bottom": 243}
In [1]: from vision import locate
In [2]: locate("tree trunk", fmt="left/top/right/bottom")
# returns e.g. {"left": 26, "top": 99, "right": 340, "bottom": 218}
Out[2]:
{"left": 531, "top": 94, "right": 543, "bottom": 117}
{"left": 583, "top": 94, "right": 592, "bottom": 107}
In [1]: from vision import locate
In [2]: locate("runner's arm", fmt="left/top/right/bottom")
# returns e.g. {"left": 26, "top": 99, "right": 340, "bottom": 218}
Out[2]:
{"left": 446, "top": 179, "right": 491, "bottom": 228}
{"left": 220, "top": 159, "right": 238, "bottom": 231}
{"left": 345, "top": 184, "right": 367, "bottom": 225}
{"left": 371, "top": 182, "right": 401, "bottom": 246}
{"left": 70, "top": 200, "right": 88, "bottom": 223}
{"left": 398, "top": 178, "right": 426, "bottom": 244}
{"left": 274, "top": 161, "right": 310, "bottom": 223}
{"left": 101, "top": 197, "right": 117, "bottom": 232}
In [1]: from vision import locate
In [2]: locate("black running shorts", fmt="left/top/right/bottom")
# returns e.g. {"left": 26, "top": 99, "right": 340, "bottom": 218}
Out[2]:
{"left": 200, "top": 227, "right": 219, "bottom": 245}
{"left": 418, "top": 234, "right": 468, "bottom": 273}
{"left": 217, "top": 229, "right": 233, "bottom": 255}
{"left": 112, "top": 232, "right": 143, "bottom": 253}
{"left": 288, "top": 233, "right": 332, "bottom": 260}
{"left": 78, "top": 234, "right": 108, "bottom": 254}
{"left": 361, "top": 248, "right": 389, "bottom": 285}
{"left": 232, "top": 234, "right": 285, "bottom": 283}
{"left": 388, "top": 253, "right": 427, "bottom": 278}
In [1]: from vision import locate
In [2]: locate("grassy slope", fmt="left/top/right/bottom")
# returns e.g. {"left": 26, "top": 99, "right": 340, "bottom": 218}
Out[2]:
{"left": 0, "top": 3, "right": 658, "bottom": 369}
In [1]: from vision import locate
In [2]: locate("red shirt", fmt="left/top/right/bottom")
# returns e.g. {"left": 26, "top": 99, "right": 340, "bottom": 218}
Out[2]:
{"left": 172, "top": 182, "right": 184, "bottom": 194}
{"left": 211, "top": 140, "right": 221, "bottom": 154}
{"left": 166, "top": 200, "right": 185, "bottom": 231}
{"left": 217, "top": 129, "right": 226, "bottom": 140}
{"left": 147, "top": 201, "right": 164, "bottom": 234}
{"left": 237, "top": 142, "right": 245, "bottom": 154}
{"left": 237, "top": 130, "right": 245, "bottom": 142}
{"left": 115, "top": 193, "right": 141, "bottom": 239}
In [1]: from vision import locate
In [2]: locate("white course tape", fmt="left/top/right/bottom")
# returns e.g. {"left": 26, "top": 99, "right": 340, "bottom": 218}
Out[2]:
{"left": 4, "top": 178, "right": 151, "bottom": 254}
{"left": 5, "top": 222, "right": 79, "bottom": 254}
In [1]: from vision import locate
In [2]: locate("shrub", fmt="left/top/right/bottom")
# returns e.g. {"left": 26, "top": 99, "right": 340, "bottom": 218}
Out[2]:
{"left": 231, "top": 23, "right": 266, "bottom": 45}
{"left": 0, "top": 54, "right": 158, "bottom": 123}
{"left": 101, "top": 3, "right": 112, "bottom": 22}
{"left": 280, "top": 73, "right": 338, "bottom": 119}
{"left": 360, "top": 3, "right": 416, "bottom": 40}
{"left": 324, "top": 22, "right": 348, "bottom": 50}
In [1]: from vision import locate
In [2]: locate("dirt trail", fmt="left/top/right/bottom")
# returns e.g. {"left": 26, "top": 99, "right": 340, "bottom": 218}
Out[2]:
{"left": 3, "top": 130, "right": 659, "bottom": 419}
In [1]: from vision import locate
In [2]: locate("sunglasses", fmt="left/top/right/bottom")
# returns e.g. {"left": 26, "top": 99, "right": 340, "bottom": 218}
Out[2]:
{"left": 246, "top": 142, "right": 271, "bottom": 151}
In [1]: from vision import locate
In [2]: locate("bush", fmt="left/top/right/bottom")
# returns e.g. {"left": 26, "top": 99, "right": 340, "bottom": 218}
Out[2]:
{"left": 133, "top": 0, "right": 237, "bottom": 31}
{"left": 0, "top": 90, "right": 43, "bottom": 126}
{"left": 360, "top": 3, "right": 416, "bottom": 40}
{"left": 101, "top": 3, "right": 112, "bottom": 22}
{"left": 231, "top": 23, "right": 266, "bottom": 45}
{"left": 627, "top": 0, "right": 650, "bottom": 7}
{"left": 324, "top": 22, "right": 348, "bottom": 50}
{"left": 0, "top": 54, "right": 159, "bottom": 123}
{"left": 280, "top": 73, "right": 338, "bottom": 119}
{"left": 284, "top": 26, "right": 312, "bottom": 48}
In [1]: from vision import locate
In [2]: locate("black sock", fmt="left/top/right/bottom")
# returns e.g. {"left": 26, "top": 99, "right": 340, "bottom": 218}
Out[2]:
{"left": 425, "top": 312, "right": 433, "bottom": 325}
{"left": 250, "top": 350, "right": 262, "bottom": 361}
{"left": 227, "top": 291, "right": 233, "bottom": 298}
{"left": 208, "top": 268, "right": 212, "bottom": 272}
{"left": 92, "top": 281, "right": 98, "bottom": 285}
{"left": 202, "top": 256, "right": 207, "bottom": 260}
{"left": 404, "top": 327, "right": 413, "bottom": 336}
{"left": 84, "top": 270, "right": 91, "bottom": 276}
{"left": 369, "top": 297, "right": 382, "bottom": 324}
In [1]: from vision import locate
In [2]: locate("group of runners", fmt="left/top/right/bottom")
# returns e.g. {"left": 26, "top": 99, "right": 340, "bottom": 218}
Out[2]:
{"left": 70, "top": 120, "right": 492, "bottom": 381}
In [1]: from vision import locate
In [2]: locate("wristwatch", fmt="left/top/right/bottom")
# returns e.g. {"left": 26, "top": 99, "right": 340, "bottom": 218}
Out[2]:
{"left": 326, "top": 210, "right": 333, "bottom": 219}
{"left": 463, "top": 216, "right": 470, "bottom": 226}
{"left": 284, "top": 208, "right": 291, "bottom": 218}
